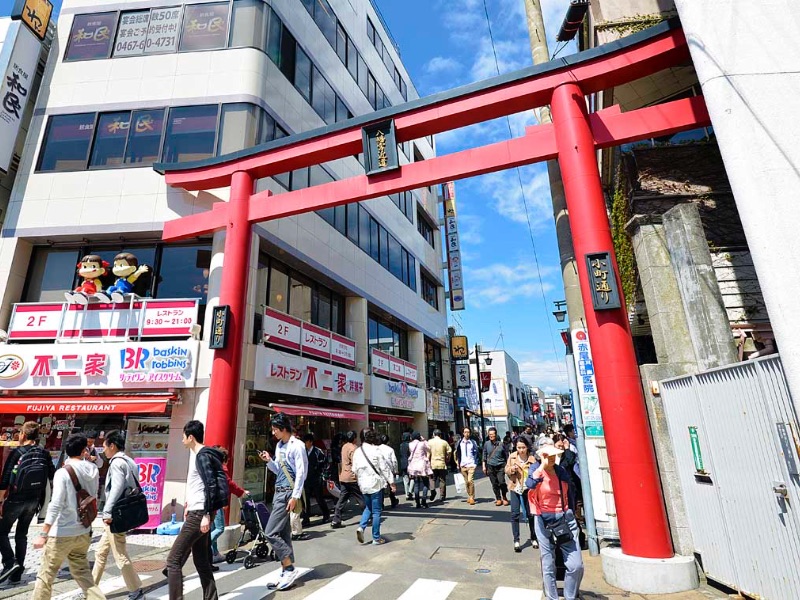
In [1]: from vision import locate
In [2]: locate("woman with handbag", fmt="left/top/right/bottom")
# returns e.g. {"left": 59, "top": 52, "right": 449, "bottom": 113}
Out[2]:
{"left": 504, "top": 436, "right": 538, "bottom": 552}
{"left": 92, "top": 430, "right": 145, "bottom": 600}
{"left": 352, "top": 429, "right": 395, "bottom": 545}
{"left": 526, "top": 444, "right": 583, "bottom": 600}
{"left": 406, "top": 432, "right": 432, "bottom": 509}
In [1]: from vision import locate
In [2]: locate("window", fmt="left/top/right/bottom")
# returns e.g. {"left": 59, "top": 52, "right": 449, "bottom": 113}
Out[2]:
{"left": 89, "top": 112, "right": 130, "bottom": 167}
{"left": 334, "top": 205, "right": 346, "bottom": 235}
{"left": 388, "top": 235, "right": 402, "bottom": 280}
{"left": 418, "top": 210, "right": 436, "bottom": 247}
{"left": 291, "top": 167, "right": 309, "bottom": 190}
{"left": 366, "top": 19, "right": 376, "bottom": 44}
{"left": 311, "top": 68, "right": 335, "bottom": 124}
{"left": 335, "top": 97, "right": 349, "bottom": 123}
{"left": 379, "top": 227, "right": 389, "bottom": 269}
{"left": 24, "top": 248, "right": 83, "bottom": 302}
{"left": 425, "top": 340, "right": 443, "bottom": 389}
{"left": 179, "top": 3, "right": 230, "bottom": 52}
{"left": 300, "top": 0, "right": 314, "bottom": 16}
{"left": 37, "top": 113, "right": 95, "bottom": 172}
{"left": 369, "top": 217, "right": 380, "bottom": 262}
{"left": 278, "top": 26, "right": 296, "bottom": 81}
{"left": 369, "top": 314, "right": 408, "bottom": 360}
{"left": 266, "top": 7, "right": 282, "bottom": 63}
{"left": 346, "top": 203, "right": 359, "bottom": 244}
{"left": 259, "top": 111, "right": 275, "bottom": 144}
{"left": 358, "top": 56, "right": 369, "bottom": 97}
{"left": 407, "top": 254, "right": 416, "bottom": 291}
{"left": 289, "top": 273, "right": 312, "bottom": 322}
{"left": 367, "top": 73, "right": 377, "bottom": 109}
{"left": 294, "top": 46, "right": 312, "bottom": 101}
{"left": 336, "top": 23, "right": 347, "bottom": 64}
{"left": 162, "top": 105, "right": 219, "bottom": 164}
{"left": 346, "top": 43, "right": 358, "bottom": 80}
{"left": 229, "top": 0, "right": 266, "bottom": 49}
{"left": 422, "top": 273, "right": 438, "bottom": 309}
{"left": 125, "top": 109, "right": 165, "bottom": 165}
{"left": 156, "top": 244, "right": 211, "bottom": 300}
{"left": 268, "top": 261, "right": 288, "bottom": 312}
{"left": 315, "top": 0, "right": 337, "bottom": 47}
{"left": 66, "top": 13, "right": 117, "bottom": 60}
{"left": 358, "top": 205, "right": 371, "bottom": 254}
{"left": 218, "top": 103, "right": 260, "bottom": 155}
{"left": 113, "top": 10, "right": 150, "bottom": 57}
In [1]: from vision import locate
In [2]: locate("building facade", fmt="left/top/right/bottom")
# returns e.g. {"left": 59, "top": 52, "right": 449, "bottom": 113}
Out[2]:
{"left": 0, "top": 0, "right": 451, "bottom": 513}
{"left": 467, "top": 349, "right": 527, "bottom": 436}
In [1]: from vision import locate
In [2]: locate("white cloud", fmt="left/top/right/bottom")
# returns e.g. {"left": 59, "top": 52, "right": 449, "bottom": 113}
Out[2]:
{"left": 465, "top": 260, "right": 557, "bottom": 307}
{"left": 424, "top": 56, "right": 462, "bottom": 75}
{"left": 457, "top": 213, "right": 483, "bottom": 246}
{"left": 515, "top": 352, "right": 569, "bottom": 392}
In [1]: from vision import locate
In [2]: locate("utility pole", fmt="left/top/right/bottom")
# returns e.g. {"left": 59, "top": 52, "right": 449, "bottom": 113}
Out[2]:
{"left": 475, "top": 343, "right": 487, "bottom": 442}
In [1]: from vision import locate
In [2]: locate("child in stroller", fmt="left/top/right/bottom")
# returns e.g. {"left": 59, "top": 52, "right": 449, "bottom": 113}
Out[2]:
{"left": 226, "top": 500, "right": 277, "bottom": 569}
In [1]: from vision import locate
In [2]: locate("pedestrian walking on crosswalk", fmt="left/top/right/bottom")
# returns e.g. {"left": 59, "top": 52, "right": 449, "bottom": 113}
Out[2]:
{"left": 259, "top": 414, "right": 308, "bottom": 591}
{"left": 353, "top": 429, "right": 395, "bottom": 545}
{"left": 428, "top": 430, "right": 452, "bottom": 503}
{"left": 331, "top": 431, "right": 364, "bottom": 529}
{"left": 407, "top": 433, "right": 432, "bottom": 509}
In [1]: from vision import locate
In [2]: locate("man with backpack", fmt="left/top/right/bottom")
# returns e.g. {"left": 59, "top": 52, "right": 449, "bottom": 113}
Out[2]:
{"left": 31, "top": 433, "right": 104, "bottom": 599}
{"left": 0, "top": 421, "right": 55, "bottom": 585}
{"left": 165, "top": 420, "right": 228, "bottom": 600}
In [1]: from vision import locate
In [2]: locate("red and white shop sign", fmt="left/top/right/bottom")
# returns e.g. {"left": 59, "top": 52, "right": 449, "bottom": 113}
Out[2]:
{"left": 301, "top": 323, "right": 331, "bottom": 360}
{"left": 8, "top": 300, "right": 199, "bottom": 341}
{"left": 370, "top": 349, "right": 418, "bottom": 385}
{"left": 263, "top": 308, "right": 301, "bottom": 351}
{"left": 389, "top": 356, "right": 405, "bottom": 380}
{"left": 371, "top": 349, "right": 392, "bottom": 378}
{"left": 403, "top": 362, "right": 418, "bottom": 384}
{"left": 331, "top": 334, "right": 356, "bottom": 367}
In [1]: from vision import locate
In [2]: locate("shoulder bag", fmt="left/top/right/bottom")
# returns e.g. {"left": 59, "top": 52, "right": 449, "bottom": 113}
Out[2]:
{"left": 277, "top": 445, "right": 305, "bottom": 514}
{"left": 64, "top": 464, "right": 98, "bottom": 528}
{"left": 360, "top": 446, "right": 391, "bottom": 488}
{"left": 109, "top": 457, "right": 149, "bottom": 533}
{"left": 544, "top": 471, "right": 573, "bottom": 545}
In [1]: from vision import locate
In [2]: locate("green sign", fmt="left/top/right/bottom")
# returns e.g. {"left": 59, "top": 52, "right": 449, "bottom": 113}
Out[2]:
{"left": 688, "top": 426, "right": 705, "bottom": 473}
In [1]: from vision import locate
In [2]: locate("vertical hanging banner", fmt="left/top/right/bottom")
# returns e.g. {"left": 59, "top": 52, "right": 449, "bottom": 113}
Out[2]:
{"left": 443, "top": 182, "right": 466, "bottom": 310}
{"left": 135, "top": 456, "right": 166, "bottom": 528}
{"left": 0, "top": 22, "right": 41, "bottom": 174}
{"left": 571, "top": 328, "right": 604, "bottom": 437}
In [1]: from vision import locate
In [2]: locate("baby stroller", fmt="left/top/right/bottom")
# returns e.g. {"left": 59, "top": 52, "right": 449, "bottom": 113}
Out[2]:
{"left": 225, "top": 500, "right": 276, "bottom": 569}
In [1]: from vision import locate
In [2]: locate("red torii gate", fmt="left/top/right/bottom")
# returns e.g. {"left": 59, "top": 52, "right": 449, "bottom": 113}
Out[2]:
{"left": 156, "top": 20, "right": 708, "bottom": 560}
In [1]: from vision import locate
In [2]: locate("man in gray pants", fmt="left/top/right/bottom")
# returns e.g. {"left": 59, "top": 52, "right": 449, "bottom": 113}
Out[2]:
{"left": 259, "top": 414, "right": 307, "bottom": 592}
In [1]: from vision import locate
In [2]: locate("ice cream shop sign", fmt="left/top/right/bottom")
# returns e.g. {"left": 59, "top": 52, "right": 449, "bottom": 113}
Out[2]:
{"left": 0, "top": 341, "right": 199, "bottom": 390}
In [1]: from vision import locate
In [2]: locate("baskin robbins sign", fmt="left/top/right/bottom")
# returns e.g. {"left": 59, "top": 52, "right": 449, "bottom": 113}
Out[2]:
{"left": 0, "top": 340, "right": 199, "bottom": 390}
{"left": 370, "top": 375, "right": 424, "bottom": 413}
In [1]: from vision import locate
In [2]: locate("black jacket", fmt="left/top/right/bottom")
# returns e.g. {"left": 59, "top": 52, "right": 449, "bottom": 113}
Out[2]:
{"left": 305, "top": 446, "right": 326, "bottom": 484}
{"left": 196, "top": 447, "right": 228, "bottom": 515}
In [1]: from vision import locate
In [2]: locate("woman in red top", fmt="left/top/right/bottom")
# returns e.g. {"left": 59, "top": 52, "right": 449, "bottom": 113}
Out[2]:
{"left": 526, "top": 444, "right": 583, "bottom": 600}
{"left": 210, "top": 446, "right": 248, "bottom": 564}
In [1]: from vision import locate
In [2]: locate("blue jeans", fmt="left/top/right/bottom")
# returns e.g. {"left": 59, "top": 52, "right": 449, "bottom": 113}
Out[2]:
{"left": 509, "top": 490, "right": 536, "bottom": 543}
{"left": 210, "top": 509, "right": 225, "bottom": 555}
{"left": 534, "top": 510, "right": 584, "bottom": 600}
{"left": 359, "top": 490, "right": 384, "bottom": 541}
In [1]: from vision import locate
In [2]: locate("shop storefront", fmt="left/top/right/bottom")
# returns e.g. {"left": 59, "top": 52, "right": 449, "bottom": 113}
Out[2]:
{"left": 369, "top": 375, "right": 424, "bottom": 448}
{"left": 426, "top": 390, "right": 455, "bottom": 435}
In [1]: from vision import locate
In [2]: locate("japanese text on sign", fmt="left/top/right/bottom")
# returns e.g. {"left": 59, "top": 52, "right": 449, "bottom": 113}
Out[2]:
{"left": 585, "top": 252, "right": 621, "bottom": 310}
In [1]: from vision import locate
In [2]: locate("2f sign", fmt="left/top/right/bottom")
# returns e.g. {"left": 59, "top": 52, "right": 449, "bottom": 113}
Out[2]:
{"left": 26, "top": 316, "right": 48, "bottom": 327}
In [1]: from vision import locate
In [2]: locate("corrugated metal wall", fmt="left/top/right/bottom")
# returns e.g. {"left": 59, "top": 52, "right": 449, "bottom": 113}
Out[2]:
{"left": 661, "top": 355, "right": 800, "bottom": 598}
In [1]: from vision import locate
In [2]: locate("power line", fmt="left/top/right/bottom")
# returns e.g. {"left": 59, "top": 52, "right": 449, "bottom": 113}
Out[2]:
{"left": 481, "top": 0, "right": 566, "bottom": 381}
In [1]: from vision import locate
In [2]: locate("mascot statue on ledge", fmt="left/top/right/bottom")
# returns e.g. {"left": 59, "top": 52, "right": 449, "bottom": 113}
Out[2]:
{"left": 65, "top": 254, "right": 109, "bottom": 305}
{"left": 94, "top": 252, "right": 150, "bottom": 303}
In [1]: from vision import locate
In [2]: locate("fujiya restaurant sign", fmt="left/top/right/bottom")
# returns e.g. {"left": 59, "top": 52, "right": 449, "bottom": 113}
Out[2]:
{"left": 263, "top": 307, "right": 356, "bottom": 367}
{"left": 254, "top": 346, "right": 365, "bottom": 405}
{"left": 369, "top": 375, "right": 424, "bottom": 413}
{"left": 0, "top": 340, "right": 199, "bottom": 390}
{"left": 370, "top": 349, "right": 418, "bottom": 385}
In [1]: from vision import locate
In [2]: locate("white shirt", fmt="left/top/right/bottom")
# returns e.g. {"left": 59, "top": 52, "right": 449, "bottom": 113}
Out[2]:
{"left": 185, "top": 449, "right": 205, "bottom": 511}
{"left": 265, "top": 436, "right": 308, "bottom": 500}
{"left": 45, "top": 459, "right": 98, "bottom": 537}
{"left": 378, "top": 444, "right": 398, "bottom": 475}
{"left": 459, "top": 439, "right": 476, "bottom": 468}
{"left": 352, "top": 444, "right": 393, "bottom": 495}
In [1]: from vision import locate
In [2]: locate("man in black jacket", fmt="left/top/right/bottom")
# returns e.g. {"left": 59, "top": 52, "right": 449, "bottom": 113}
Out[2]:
{"left": 0, "top": 421, "right": 55, "bottom": 585}
{"left": 165, "top": 420, "right": 227, "bottom": 600}
{"left": 481, "top": 427, "right": 509, "bottom": 506}
{"left": 301, "top": 433, "right": 330, "bottom": 527}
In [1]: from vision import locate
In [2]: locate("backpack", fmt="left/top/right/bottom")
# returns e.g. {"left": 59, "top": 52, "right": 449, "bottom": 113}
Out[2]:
{"left": 65, "top": 464, "right": 98, "bottom": 527}
{"left": 10, "top": 445, "right": 49, "bottom": 498}
{"left": 200, "top": 449, "right": 229, "bottom": 512}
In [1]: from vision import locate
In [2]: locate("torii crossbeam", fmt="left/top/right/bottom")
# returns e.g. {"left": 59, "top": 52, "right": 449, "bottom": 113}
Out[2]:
{"left": 155, "top": 19, "right": 709, "bottom": 560}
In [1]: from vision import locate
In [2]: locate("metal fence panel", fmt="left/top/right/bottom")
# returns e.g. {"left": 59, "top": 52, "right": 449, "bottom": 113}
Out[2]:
{"left": 661, "top": 355, "right": 800, "bottom": 599}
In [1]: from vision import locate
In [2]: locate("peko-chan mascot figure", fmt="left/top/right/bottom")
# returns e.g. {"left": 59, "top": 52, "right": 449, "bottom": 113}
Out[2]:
{"left": 95, "top": 252, "right": 151, "bottom": 303}
{"left": 65, "top": 254, "right": 109, "bottom": 305}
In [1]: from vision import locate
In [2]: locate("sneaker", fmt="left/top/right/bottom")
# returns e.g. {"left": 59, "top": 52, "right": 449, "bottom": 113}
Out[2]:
{"left": 532, "top": 538, "right": 539, "bottom": 549}
{"left": 210, "top": 564, "right": 220, "bottom": 572}
{"left": 372, "top": 538, "right": 387, "bottom": 545}
{"left": 514, "top": 541, "right": 521, "bottom": 553}
{"left": 467, "top": 497, "right": 475, "bottom": 505}
{"left": 356, "top": 527, "right": 365, "bottom": 544}
{"left": 212, "top": 553, "right": 226, "bottom": 564}
{"left": 429, "top": 490, "right": 436, "bottom": 501}
{"left": 128, "top": 590, "right": 145, "bottom": 600}
{"left": 267, "top": 568, "right": 298, "bottom": 591}
{"left": 330, "top": 521, "right": 344, "bottom": 529}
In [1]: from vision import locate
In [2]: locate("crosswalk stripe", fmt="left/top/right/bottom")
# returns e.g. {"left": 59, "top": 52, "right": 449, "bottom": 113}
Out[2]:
{"left": 396, "top": 578, "right": 457, "bottom": 600}
{"left": 148, "top": 563, "right": 241, "bottom": 600}
{"left": 492, "top": 586, "right": 543, "bottom": 600}
{"left": 303, "top": 571, "right": 381, "bottom": 600}
{"left": 220, "top": 567, "right": 311, "bottom": 600}
{"left": 53, "top": 574, "right": 153, "bottom": 600}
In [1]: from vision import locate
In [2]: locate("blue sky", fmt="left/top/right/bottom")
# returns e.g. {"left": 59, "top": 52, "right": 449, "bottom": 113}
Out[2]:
{"left": 2, "top": 0, "right": 575, "bottom": 391}
{"left": 375, "top": 0, "right": 575, "bottom": 391}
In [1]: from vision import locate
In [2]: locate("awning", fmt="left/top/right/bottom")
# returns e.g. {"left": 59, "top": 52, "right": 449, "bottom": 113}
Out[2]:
{"left": 511, "top": 416, "right": 527, "bottom": 427}
{"left": 270, "top": 403, "right": 364, "bottom": 420}
{"left": 0, "top": 395, "right": 174, "bottom": 414}
{"left": 369, "top": 412, "right": 414, "bottom": 424}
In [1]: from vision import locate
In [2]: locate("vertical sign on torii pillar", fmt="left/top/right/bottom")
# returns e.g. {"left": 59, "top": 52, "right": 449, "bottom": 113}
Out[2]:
{"left": 158, "top": 20, "right": 707, "bottom": 561}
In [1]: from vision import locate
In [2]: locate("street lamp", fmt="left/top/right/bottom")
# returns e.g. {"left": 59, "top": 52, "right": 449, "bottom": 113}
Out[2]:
{"left": 471, "top": 344, "right": 493, "bottom": 441}
{"left": 552, "top": 300, "right": 567, "bottom": 322}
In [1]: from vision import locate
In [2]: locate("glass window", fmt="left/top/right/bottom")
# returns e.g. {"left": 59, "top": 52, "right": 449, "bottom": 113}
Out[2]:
{"left": 89, "top": 111, "right": 130, "bottom": 168}
{"left": 357, "top": 56, "right": 369, "bottom": 96}
{"left": 156, "top": 244, "right": 212, "bottom": 301}
{"left": 309, "top": 164, "right": 333, "bottom": 187}
{"left": 317, "top": 207, "right": 335, "bottom": 226}
{"left": 113, "top": 10, "right": 150, "bottom": 57}
{"left": 367, "top": 19, "right": 375, "bottom": 44}
{"left": 315, "top": 287, "right": 331, "bottom": 330}
{"left": 289, "top": 273, "right": 312, "bottom": 322}
{"left": 268, "top": 262, "right": 288, "bottom": 312}
{"left": 408, "top": 255, "right": 416, "bottom": 291}
{"left": 346, "top": 203, "right": 359, "bottom": 244}
{"left": 336, "top": 23, "right": 347, "bottom": 64}
{"left": 379, "top": 226, "right": 389, "bottom": 269}
{"left": 335, "top": 97, "right": 349, "bottom": 123}
{"left": 65, "top": 13, "right": 117, "bottom": 60}
{"left": 259, "top": 111, "right": 275, "bottom": 143}
{"left": 291, "top": 167, "right": 309, "bottom": 190}
{"left": 374, "top": 34, "right": 384, "bottom": 61}
{"left": 331, "top": 294, "right": 343, "bottom": 334}
{"left": 418, "top": 211, "right": 436, "bottom": 247}
{"left": 24, "top": 248, "right": 80, "bottom": 302}
{"left": 179, "top": 3, "right": 230, "bottom": 52}
{"left": 334, "top": 205, "right": 346, "bottom": 235}
{"left": 300, "top": 0, "right": 314, "bottom": 16}
{"left": 378, "top": 322, "right": 393, "bottom": 354}
{"left": 37, "top": 113, "right": 95, "bottom": 172}
{"left": 274, "top": 171, "right": 290, "bottom": 189}
{"left": 346, "top": 43, "right": 358, "bottom": 80}
{"left": 369, "top": 217, "right": 379, "bottom": 262}
{"left": 400, "top": 77, "right": 408, "bottom": 101}
{"left": 294, "top": 46, "right": 312, "bottom": 101}
{"left": 124, "top": 109, "right": 165, "bottom": 165}
{"left": 144, "top": 7, "right": 183, "bottom": 55}
{"left": 401, "top": 248, "right": 408, "bottom": 284}
{"left": 218, "top": 103, "right": 260, "bottom": 155}
{"left": 368, "top": 73, "right": 377, "bottom": 109}
{"left": 314, "top": 0, "right": 337, "bottom": 47}
{"left": 266, "top": 7, "right": 282, "bottom": 64}
{"left": 383, "top": 48, "right": 395, "bottom": 74}
{"left": 422, "top": 273, "right": 438, "bottom": 308}
{"left": 279, "top": 25, "right": 296, "bottom": 81}
{"left": 162, "top": 105, "right": 218, "bottom": 163}
{"left": 84, "top": 246, "right": 157, "bottom": 296}
{"left": 388, "top": 235, "right": 402, "bottom": 280}
{"left": 358, "top": 205, "right": 371, "bottom": 254}
{"left": 311, "top": 69, "right": 336, "bottom": 124}
{"left": 229, "top": 0, "right": 266, "bottom": 49}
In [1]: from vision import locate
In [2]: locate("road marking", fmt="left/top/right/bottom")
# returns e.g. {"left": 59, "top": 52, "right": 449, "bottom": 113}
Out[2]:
{"left": 492, "top": 586, "right": 544, "bottom": 600}
{"left": 220, "top": 567, "right": 311, "bottom": 599}
{"left": 397, "top": 578, "right": 457, "bottom": 600}
{"left": 149, "top": 563, "right": 241, "bottom": 599}
{"left": 303, "top": 571, "right": 381, "bottom": 600}
{"left": 53, "top": 574, "right": 153, "bottom": 600}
